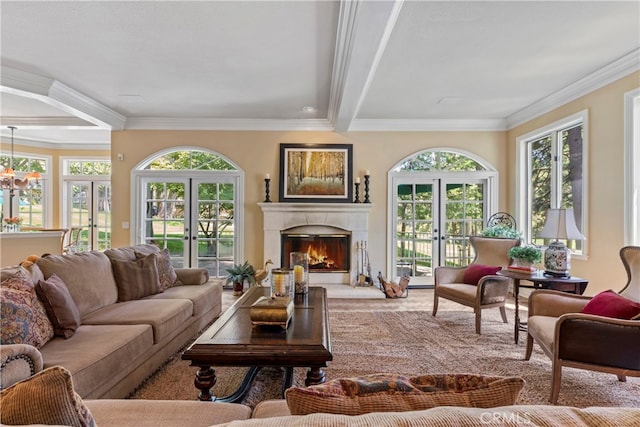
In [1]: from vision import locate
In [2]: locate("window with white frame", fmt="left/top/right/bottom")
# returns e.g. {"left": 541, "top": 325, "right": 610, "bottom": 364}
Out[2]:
{"left": 0, "top": 153, "right": 49, "bottom": 227}
{"left": 624, "top": 88, "right": 640, "bottom": 246}
{"left": 517, "top": 110, "right": 588, "bottom": 255}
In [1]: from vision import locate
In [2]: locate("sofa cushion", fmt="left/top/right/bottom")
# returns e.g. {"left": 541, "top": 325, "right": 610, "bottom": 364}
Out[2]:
{"left": 581, "top": 289, "right": 640, "bottom": 320}
{"left": 86, "top": 399, "right": 252, "bottom": 426}
{"left": 37, "top": 252, "right": 118, "bottom": 317}
{"left": 36, "top": 274, "right": 82, "bottom": 338}
{"left": 111, "top": 252, "right": 162, "bottom": 301}
{"left": 40, "top": 324, "right": 153, "bottom": 398}
{"left": 463, "top": 264, "right": 502, "bottom": 285}
{"left": 136, "top": 248, "right": 182, "bottom": 291}
{"left": 285, "top": 373, "right": 525, "bottom": 416}
{"left": 81, "top": 299, "right": 193, "bottom": 343}
{"left": 0, "top": 366, "right": 95, "bottom": 427}
{"left": 1, "top": 271, "right": 54, "bottom": 348}
{"left": 215, "top": 406, "right": 640, "bottom": 427}
{"left": 144, "top": 281, "right": 222, "bottom": 317}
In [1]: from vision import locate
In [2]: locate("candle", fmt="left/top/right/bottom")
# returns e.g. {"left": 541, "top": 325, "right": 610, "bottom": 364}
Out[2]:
{"left": 265, "top": 173, "right": 270, "bottom": 180}
{"left": 274, "top": 272, "right": 285, "bottom": 295}
{"left": 355, "top": 177, "right": 360, "bottom": 184}
{"left": 294, "top": 265, "right": 304, "bottom": 283}
{"left": 365, "top": 170, "right": 370, "bottom": 176}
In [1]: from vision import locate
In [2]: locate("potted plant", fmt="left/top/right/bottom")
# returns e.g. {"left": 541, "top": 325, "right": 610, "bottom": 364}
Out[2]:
{"left": 480, "top": 225, "right": 521, "bottom": 239}
{"left": 508, "top": 245, "right": 542, "bottom": 269}
{"left": 225, "top": 261, "right": 256, "bottom": 296}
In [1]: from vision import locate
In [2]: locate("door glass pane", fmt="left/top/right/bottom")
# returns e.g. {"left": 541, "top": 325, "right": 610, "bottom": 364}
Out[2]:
{"left": 395, "top": 184, "right": 433, "bottom": 278}
{"left": 145, "top": 182, "right": 186, "bottom": 267}
{"left": 69, "top": 183, "right": 91, "bottom": 252}
{"left": 95, "top": 183, "right": 112, "bottom": 251}
{"left": 443, "top": 182, "right": 485, "bottom": 267}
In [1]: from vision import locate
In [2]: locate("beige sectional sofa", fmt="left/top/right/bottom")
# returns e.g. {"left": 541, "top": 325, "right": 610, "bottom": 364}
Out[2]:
{"left": 0, "top": 244, "right": 223, "bottom": 399}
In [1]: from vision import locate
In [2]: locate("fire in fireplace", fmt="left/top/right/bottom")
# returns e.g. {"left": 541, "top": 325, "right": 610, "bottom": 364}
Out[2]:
{"left": 281, "top": 233, "right": 350, "bottom": 272}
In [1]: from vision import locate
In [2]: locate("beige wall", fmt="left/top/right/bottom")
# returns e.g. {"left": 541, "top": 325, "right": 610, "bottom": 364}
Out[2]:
{"left": 110, "top": 130, "right": 507, "bottom": 276}
{"left": 507, "top": 71, "right": 640, "bottom": 295}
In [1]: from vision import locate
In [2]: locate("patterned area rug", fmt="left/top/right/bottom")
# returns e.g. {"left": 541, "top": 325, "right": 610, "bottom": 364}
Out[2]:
{"left": 128, "top": 289, "right": 639, "bottom": 408}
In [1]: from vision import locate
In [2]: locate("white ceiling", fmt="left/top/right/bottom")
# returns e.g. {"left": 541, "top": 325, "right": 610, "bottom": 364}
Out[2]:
{"left": 1, "top": 1, "right": 638, "bottom": 147}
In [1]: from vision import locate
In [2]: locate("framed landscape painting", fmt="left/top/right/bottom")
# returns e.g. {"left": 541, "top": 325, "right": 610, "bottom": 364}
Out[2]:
{"left": 279, "top": 143, "right": 353, "bottom": 203}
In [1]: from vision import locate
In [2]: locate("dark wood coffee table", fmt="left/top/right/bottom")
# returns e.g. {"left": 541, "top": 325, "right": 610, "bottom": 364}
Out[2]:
{"left": 182, "top": 286, "right": 332, "bottom": 402}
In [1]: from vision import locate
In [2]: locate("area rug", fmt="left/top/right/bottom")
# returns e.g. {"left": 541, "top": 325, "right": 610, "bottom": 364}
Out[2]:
{"left": 129, "top": 291, "right": 640, "bottom": 409}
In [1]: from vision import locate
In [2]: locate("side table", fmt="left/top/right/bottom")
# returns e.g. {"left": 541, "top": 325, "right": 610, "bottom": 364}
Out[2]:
{"left": 496, "top": 269, "right": 588, "bottom": 344}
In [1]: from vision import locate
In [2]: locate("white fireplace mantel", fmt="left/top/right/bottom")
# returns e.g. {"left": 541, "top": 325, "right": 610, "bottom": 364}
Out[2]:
{"left": 259, "top": 203, "right": 373, "bottom": 284}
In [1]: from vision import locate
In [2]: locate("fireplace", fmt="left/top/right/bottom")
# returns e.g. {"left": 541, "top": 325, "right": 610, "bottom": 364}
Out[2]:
{"left": 281, "top": 233, "right": 350, "bottom": 272}
{"left": 259, "top": 203, "right": 372, "bottom": 284}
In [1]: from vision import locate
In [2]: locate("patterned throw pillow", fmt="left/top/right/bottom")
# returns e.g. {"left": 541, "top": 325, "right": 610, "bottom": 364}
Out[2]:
{"left": 0, "top": 366, "right": 95, "bottom": 427}
{"left": 285, "top": 373, "right": 525, "bottom": 416}
{"left": 1, "top": 272, "right": 54, "bottom": 348}
{"left": 36, "top": 274, "right": 82, "bottom": 338}
{"left": 136, "top": 248, "right": 182, "bottom": 291}
{"left": 111, "top": 252, "right": 162, "bottom": 301}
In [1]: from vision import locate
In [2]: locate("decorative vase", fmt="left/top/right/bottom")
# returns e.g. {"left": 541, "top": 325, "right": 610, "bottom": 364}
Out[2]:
{"left": 290, "top": 251, "right": 309, "bottom": 294}
{"left": 233, "top": 281, "right": 244, "bottom": 296}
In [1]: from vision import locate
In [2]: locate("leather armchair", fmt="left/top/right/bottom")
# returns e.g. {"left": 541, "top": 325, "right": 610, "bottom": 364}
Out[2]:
{"left": 525, "top": 282, "right": 640, "bottom": 403}
{"left": 432, "top": 236, "right": 520, "bottom": 334}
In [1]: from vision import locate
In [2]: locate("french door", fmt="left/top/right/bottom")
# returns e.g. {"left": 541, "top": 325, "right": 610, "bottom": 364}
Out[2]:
{"left": 65, "top": 180, "right": 111, "bottom": 251}
{"left": 390, "top": 172, "right": 497, "bottom": 286}
{"left": 136, "top": 174, "right": 238, "bottom": 277}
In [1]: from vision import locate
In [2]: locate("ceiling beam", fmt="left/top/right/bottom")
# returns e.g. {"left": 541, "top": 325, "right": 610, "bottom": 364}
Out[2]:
{"left": 329, "top": 0, "right": 404, "bottom": 132}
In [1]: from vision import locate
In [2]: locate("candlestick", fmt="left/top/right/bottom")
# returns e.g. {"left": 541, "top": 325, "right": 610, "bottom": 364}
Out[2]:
{"left": 354, "top": 182, "right": 361, "bottom": 203}
{"left": 264, "top": 177, "right": 271, "bottom": 203}
{"left": 364, "top": 173, "right": 371, "bottom": 203}
{"left": 265, "top": 173, "right": 270, "bottom": 180}
{"left": 355, "top": 177, "right": 360, "bottom": 184}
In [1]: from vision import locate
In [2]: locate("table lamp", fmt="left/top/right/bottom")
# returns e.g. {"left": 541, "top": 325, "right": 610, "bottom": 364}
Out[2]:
{"left": 537, "top": 208, "right": 585, "bottom": 277}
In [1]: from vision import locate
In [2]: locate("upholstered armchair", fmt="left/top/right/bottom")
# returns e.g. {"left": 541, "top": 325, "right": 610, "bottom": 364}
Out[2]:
{"left": 525, "top": 246, "right": 640, "bottom": 404}
{"left": 432, "top": 236, "right": 520, "bottom": 334}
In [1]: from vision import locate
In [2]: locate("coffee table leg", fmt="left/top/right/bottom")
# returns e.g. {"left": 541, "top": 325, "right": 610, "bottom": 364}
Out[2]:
{"left": 194, "top": 365, "right": 217, "bottom": 401}
{"left": 514, "top": 279, "right": 520, "bottom": 344}
{"left": 305, "top": 367, "right": 325, "bottom": 386}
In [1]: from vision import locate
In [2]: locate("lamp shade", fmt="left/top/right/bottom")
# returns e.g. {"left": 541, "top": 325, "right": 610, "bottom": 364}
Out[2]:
{"left": 538, "top": 208, "right": 585, "bottom": 241}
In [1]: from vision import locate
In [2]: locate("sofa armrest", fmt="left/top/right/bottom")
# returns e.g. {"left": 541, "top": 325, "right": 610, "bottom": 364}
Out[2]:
{"left": 528, "top": 289, "right": 591, "bottom": 317}
{"left": 434, "top": 266, "right": 466, "bottom": 285}
{"left": 556, "top": 313, "right": 640, "bottom": 370}
{"left": 0, "top": 344, "right": 44, "bottom": 389}
{"left": 174, "top": 268, "right": 210, "bottom": 285}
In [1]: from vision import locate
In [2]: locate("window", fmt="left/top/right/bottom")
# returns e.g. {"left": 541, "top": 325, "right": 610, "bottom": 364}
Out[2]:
{"left": 0, "top": 153, "right": 49, "bottom": 227}
{"left": 624, "top": 88, "right": 640, "bottom": 245}
{"left": 517, "top": 110, "right": 588, "bottom": 254}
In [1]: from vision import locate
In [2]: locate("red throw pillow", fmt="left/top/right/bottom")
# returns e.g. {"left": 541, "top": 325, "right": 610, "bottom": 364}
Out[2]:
{"left": 581, "top": 290, "right": 640, "bottom": 320}
{"left": 463, "top": 264, "right": 502, "bottom": 286}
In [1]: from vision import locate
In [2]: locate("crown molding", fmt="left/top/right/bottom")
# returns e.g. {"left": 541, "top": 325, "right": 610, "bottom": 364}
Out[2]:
{"left": 0, "top": 116, "right": 95, "bottom": 128}
{"left": 506, "top": 49, "right": 640, "bottom": 129}
{"left": 348, "top": 118, "right": 507, "bottom": 132}
{"left": 1, "top": 66, "right": 126, "bottom": 130}
{"left": 0, "top": 135, "right": 109, "bottom": 150}
{"left": 125, "top": 117, "right": 335, "bottom": 131}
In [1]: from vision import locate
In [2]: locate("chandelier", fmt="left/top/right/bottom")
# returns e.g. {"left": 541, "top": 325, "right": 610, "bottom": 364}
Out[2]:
{"left": 1, "top": 126, "right": 41, "bottom": 192}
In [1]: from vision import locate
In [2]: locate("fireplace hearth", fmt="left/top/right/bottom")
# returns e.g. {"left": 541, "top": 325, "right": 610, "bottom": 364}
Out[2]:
{"left": 282, "top": 233, "right": 350, "bottom": 272}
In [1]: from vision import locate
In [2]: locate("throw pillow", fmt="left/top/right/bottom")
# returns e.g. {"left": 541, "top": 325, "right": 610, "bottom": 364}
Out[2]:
{"left": 111, "top": 252, "right": 162, "bottom": 301}
{"left": 135, "top": 248, "right": 182, "bottom": 290}
{"left": 285, "top": 373, "right": 525, "bottom": 416}
{"left": 581, "top": 290, "right": 640, "bottom": 320}
{"left": 36, "top": 274, "right": 82, "bottom": 338}
{"left": 463, "top": 264, "right": 502, "bottom": 285}
{"left": 1, "top": 272, "right": 54, "bottom": 348}
{"left": 0, "top": 366, "right": 96, "bottom": 427}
